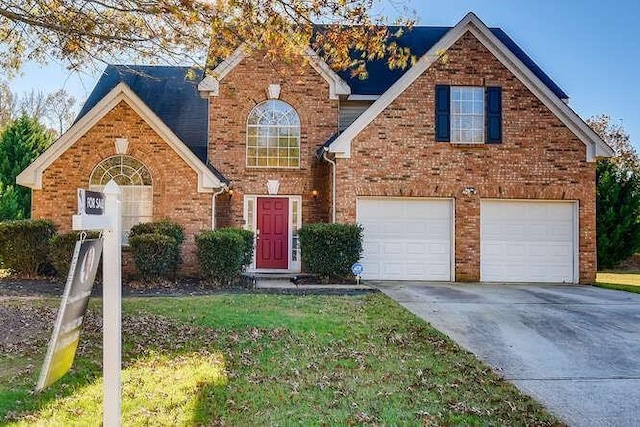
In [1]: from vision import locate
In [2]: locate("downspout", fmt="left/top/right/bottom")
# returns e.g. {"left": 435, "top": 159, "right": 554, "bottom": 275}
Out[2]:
{"left": 322, "top": 148, "right": 337, "bottom": 224}
{"left": 211, "top": 186, "right": 227, "bottom": 230}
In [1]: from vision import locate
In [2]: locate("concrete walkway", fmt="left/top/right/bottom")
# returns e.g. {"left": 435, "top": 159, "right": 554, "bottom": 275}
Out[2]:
{"left": 374, "top": 282, "right": 640, "bottom": 427}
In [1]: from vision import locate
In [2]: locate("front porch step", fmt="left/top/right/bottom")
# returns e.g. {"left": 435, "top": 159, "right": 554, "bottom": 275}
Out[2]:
{"left": 241, "top": 272, "right": 310, "bottom": 289}
{"left": 243, "top": 272, "right": 303, "bottom": 280}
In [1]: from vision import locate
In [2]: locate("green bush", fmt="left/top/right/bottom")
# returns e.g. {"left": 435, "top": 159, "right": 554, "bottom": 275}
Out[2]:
{"left": 298, "top": 223, "right": 363, "bottom": 281}
{"left": 129, "top": 219, "right": 185, "bottom": 245}
{"left": 49, "top": 231, "right": 101, "bottom": 280}
{"left": 196, "top": 229, "right": 252, "bottom": 287}
{"left": 129, "top": 219, "right": 184, "bottom": 274}
{"left": 0, "top": 219, "right": 57, "bottom": 277}
{"left": 218, "top": 227, "right": 254, "bottom": 267}
{"left": 129, "top": 233, "right": 177, "bottom": 282}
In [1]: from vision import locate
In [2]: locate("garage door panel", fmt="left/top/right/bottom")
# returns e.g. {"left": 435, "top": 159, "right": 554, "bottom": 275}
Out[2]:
{"left": 406, "top": 242, "right": 426, "bottom": 255}
{"left": 383, "top": 242, "right": 404, "bottom": 255}
{"left": 358, "top": 198, "right": 452, "bottom": 281}
{"left": 429, "top": 242, "right": 449, "bottom": 255}
{"left": 481, "top": 201, "right": 575, "bottom": 283}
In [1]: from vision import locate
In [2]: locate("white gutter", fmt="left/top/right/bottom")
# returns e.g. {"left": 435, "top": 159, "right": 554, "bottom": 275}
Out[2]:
{"left": 322, "top": 149, "right": 337, "bottom": 223}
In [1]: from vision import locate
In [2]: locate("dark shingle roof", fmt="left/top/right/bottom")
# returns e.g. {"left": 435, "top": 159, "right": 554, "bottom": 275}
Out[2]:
{"left": 336, "top": 26, "right": 568, "bottom": 100}
{"left": 76, "top": 65, "right": 210, "bottom": 161}
{"left": 78, "top": 27, "right": 568, "bottom": 167}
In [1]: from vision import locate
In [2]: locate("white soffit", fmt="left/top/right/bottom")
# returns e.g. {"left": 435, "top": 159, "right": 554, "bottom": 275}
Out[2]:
{"left": 328, "top": 12, "right": 613, "bottom": 161}
{"left": 17, "top": 82, "right": 223, "bottom": 193}
{"left": 197, "top": 45, "right": 351, "bottom": 100}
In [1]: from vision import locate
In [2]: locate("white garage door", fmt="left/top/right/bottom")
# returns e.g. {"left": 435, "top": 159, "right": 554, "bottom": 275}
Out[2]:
{"left": 481, "top": 201, "right": 576, "bottom": 283}
{"left": 357, "top": 198, "right": 452, "bottom": 281}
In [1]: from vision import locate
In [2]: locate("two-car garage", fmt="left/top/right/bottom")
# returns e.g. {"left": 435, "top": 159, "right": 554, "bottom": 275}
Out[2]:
{"left": 357, "top": 198, "right": 577, "bottom": 283}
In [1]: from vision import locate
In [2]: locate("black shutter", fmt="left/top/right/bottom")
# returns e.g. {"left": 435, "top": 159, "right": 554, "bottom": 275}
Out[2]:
{"left": 486, "top": 86, "right": 502, "bottom": 144}
{"left": 435, "top": 85, "right": 450, "bottom": 142}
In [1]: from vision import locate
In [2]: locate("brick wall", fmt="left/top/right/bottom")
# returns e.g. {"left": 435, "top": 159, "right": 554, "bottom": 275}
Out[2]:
{"left": 32, "top": 101, "right": 213, "bottom": 275}
{"left": 208, "top": 53, "right": 335, "bottom": 228}
{"left": 334, "top": 32, "right": 597, "bottom": 283}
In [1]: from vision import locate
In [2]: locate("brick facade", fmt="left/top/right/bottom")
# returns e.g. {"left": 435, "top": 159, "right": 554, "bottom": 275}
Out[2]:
{"left": 334, "top": 32, "right": 596, "bottom": 282}
{"left": 32, "top": 101, "right": 213, "bottom": 274}
{"left": 208, "top": 54, "right": 335, "bottom": 228}
{"left": 28, "top": 30, "right": 599, "bottom": 283}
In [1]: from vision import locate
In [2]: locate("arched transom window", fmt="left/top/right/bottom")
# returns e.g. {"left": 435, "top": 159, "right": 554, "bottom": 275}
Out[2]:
{"left": 247, "top": 100, "right": 300, "bottom": 168}
{"left": 89, "top": 155, "right": 153, "bottom": 242}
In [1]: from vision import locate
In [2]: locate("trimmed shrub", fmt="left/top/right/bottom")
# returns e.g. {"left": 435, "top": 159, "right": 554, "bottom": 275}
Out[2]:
{"left": 128, "top": 233, "right": 177, "bottom": 282}
{"left": 298, "top": 223, "right": 363, "bottom": 281}
{"left": 49, "top": 231, "right": 101, "bottom": 280}
{"left": 196, "top": 229, "right": 248, "bottom": 287}
{"left": 129, "top": 219, "right": 184, "bottom": 274}
{"left": 0, "top": 219, "right": 57, "bottom": 277}
{"left": 129, "top": 219, "right": 185, "bottom": 245}
{"left": 218, "top": 227, "right": 255, "bottom": 267}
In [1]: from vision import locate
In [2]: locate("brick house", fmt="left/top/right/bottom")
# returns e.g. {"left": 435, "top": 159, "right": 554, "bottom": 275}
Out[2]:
{"left": 18, "top": 13, "right": 612, "bottom": 283}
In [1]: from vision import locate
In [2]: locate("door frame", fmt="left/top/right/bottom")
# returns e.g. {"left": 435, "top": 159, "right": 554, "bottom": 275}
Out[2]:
{"left": 244, "top": 195, "right": 302, "bottom": 273}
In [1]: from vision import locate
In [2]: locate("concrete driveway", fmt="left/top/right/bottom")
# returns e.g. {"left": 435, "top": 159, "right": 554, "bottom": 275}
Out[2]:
{"left": 375, "top": 282, "right": 640, "bottom": 427}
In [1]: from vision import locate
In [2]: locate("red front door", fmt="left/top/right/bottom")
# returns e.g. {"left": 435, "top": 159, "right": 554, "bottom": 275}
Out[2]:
{"left": 256, "top": 197, "right": 289, "bottom": 269}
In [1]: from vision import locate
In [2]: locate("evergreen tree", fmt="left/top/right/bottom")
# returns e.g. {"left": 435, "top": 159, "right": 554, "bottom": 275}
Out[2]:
{"left": 596, "top": 160, "right": 640, "bottom": 268}
{"left": 0, "top": 115, "right": 53, "bottom": 220}
{"left": 588, "top": 115, "right": 640, "bottom": 268}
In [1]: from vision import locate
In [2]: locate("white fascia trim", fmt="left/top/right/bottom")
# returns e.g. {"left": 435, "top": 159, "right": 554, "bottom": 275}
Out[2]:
{"left": 17, "top": 82, "right": 223, "bottom": 192}
{"left": 198, "top": 46, "right": 249, "bottom": 97}
{"left": 304, "top": 47, "right": 351, "bottom": 99}
{"left": 328, "top": 13, "right": 476, "bottom": 157}
{"left": 329, "top": 12, "right": 614, "bottom": 161}
{"left": 196, "top": 45, "right": 351, "bottom": 100}
{"left": 464, "top": 22, "right": 613, "bottom": 161}
{"left": 347, "top": 94, "right": 380, "bottom": 101}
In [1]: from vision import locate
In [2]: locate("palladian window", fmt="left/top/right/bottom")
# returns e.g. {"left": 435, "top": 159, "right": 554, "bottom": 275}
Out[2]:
{"left": 89, "top": 155, "right": 153, "bottom": 243}
{"left": 247, "top": 100, "right": 300, "bottom": 168}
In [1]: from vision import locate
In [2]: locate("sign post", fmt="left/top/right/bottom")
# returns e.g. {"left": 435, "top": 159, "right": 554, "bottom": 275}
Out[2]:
{"left": 72, "top": 180, "right": 122, "bottom": 427}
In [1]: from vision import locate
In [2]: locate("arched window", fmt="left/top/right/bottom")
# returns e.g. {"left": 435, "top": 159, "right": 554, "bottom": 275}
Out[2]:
{"left": 247, "top": 100, "right": 300, "bottom": 168}
{"left": 89, "top": 155, "right": 153, "bottom": 242}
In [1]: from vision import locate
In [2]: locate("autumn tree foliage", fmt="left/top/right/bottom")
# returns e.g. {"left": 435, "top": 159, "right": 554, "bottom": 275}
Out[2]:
{"left": 587, "top": 115, "right": 640, "bottom": 268}
{"left": 0, "top": 0, "right": 416, "bottom": 77}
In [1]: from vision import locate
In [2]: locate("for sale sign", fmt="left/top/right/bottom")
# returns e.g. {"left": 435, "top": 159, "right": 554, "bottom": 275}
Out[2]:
{"left": 78, "top": 189, "right": 105, "bottom": 215}
{"left": 36, "top": 238, "right": 103, "bottom": 391}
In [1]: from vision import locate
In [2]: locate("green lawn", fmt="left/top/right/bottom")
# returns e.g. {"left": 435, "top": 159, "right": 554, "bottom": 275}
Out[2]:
{"left": 596, "top": 273, "right": 640, "bottom": 294}
{"left": 1, "top": 294, "right": 560, "bottom": 425}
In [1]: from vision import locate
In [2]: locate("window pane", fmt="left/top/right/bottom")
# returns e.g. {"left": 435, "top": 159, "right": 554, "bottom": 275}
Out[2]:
{"left": 89, "top": 156, "right": 153, "bottom": 243}
{"left": 450, "top": 87, "right": 485, "bottom": 143}
{"left": 246, "top": 100, "right": 300, "bottom": 168}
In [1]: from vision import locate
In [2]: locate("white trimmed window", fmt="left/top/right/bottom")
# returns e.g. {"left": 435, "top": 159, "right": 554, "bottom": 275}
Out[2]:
{"left": 247, "top": 100, "right": 300, "bottom": 168}
{"left": 451, "top": 86, "right": 485, "bottom": 143}
{"left": 89, "top": 155, "right": 153, "bottom": 243}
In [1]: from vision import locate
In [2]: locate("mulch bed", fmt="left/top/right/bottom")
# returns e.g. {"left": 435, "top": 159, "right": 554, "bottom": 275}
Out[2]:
{"left": 0, "top": 276, "right": 377, "bottom": 299}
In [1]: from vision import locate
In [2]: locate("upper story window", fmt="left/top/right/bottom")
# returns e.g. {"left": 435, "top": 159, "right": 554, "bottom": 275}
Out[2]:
{"left": 435, "top": 85, "right": 502, "bottom": 144}
{"left": 89, "top": 155, "right": 153, "bottom": 243}
{"left": 451, "top": 87, "right": 485, "bottom": 143}
{"left": 247, "top": 100, "right": 300, "bottom": 168}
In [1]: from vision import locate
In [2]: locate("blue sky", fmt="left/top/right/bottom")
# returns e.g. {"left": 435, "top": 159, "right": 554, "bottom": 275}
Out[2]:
{"left": 9, "top": 0, "right": 640, "bottom": 149}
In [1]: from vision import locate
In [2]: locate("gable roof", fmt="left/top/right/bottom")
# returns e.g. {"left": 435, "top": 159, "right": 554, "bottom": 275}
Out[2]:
{"left": 77, "top": 65, "right": 210, "bottom": 163}
{"left": 198, "top": 46, "right": 351, "bottom": 99}
{"left": 326, "top": 12, "right": 614, "bottom": 162}
{"left": 335, "top": 26, "right": 568, "bottom": 100}
{"left": 18, "top": 81, "right": 226, "bottom": 191}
